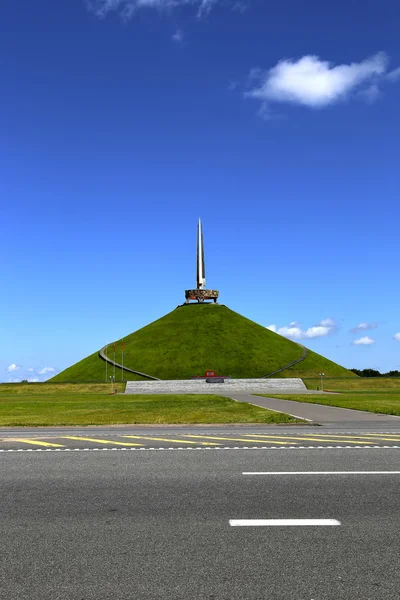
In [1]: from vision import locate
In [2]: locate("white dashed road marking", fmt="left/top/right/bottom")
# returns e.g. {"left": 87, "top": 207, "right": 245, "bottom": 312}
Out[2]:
{"left": 242, "top": 471, "right": 400, "bottom": 475}
{"left": 229, "top": 519, "right": 341, "bottom": 527}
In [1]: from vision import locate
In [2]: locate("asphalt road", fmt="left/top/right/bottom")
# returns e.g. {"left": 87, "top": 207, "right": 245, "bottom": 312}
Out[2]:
{"left": 228, "top": 393, "right": 400, "bottom": 424}
{"left": 1, "top": 426, "right": 400, "bottom": 450}
{"left": 1, "top": 448, "right": 399, "bottom": 600}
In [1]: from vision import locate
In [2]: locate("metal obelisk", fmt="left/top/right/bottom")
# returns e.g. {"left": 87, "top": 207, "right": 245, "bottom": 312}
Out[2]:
{"left": 184, "top": 219, "right": 219, "bottom": 304}
{"left": 196, "top": 218, "right": 206, "bottom": 290}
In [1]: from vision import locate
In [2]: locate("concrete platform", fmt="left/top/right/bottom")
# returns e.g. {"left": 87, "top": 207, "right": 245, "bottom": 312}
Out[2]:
{"left": 125, "top": 378, "right": 307, "bottom": 394}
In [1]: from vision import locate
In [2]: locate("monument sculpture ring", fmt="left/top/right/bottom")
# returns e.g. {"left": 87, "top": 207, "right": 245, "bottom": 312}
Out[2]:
{"left": 185, "top": 289, "right": 219, "bottom": 303}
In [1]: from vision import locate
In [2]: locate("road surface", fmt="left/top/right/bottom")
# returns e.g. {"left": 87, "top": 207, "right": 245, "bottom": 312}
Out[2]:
{"left": 1, "top": 444, "right": 399, "bottom": 599}
{"left": 228, "top": 392, "right": 400, "bottom": 424}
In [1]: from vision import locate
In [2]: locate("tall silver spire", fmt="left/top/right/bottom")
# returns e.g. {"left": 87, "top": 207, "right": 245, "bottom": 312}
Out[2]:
{"left": 184, "top": 219, "right": 218, "bottom": 304}
{"left": 196, "top": 218, "right": 206, "bottom": 290}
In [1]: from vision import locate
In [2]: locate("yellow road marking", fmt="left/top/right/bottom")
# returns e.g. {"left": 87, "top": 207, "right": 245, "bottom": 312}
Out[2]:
{"left": 243, "top": 434, "right": 373, "bottom": 444}
{"left": 12, "top": 439, "right": 65, "bottom": 448}
{"left": 360, "top": 432, "right": 400, "bottom": 436}
{"left": 244, "top": 433, "right": 371, "bottom": 445}
{"left": 121, "top": 435, "right": 219, "bottom": 446}
{"left": 308, "top": 433, "right": 400, "bottom": 443}
{"left": 373, "top": 433, "right": 400, "bottom": 437}
{"left": 182, "top": 435, "right": 291, "bottom": 445}
{"left": 363, "top": 436, "right": 400, "bottom": 442}
{"left": 61, "top": 436, "right": 142, "bottom": 446}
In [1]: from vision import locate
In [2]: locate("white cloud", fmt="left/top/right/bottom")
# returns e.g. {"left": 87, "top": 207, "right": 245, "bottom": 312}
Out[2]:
{"left": 172, "top": 29, "right": 183, "bottom": 42}
{"left": 267, "top": 318, "right": 336, "bottom": 340}
{"left": 37, "top": 367, "right": 56, "bottom": 375}
{"left": 350, "top": 322, "right": 377, "bottom": 333}
{"left": 352, "top": 336, "right": 375, "bottom": 345}
{"left": 276, "top": 326, "right": 305, "bottom": 340}
{"left": 394, "top": 333, "right": 400, "bottom": 342}
{"left": 28, "top": 377, "right": 40, "bottom": 383}
{"left": 8, "top": 378, "right": 21, "bottom": 383}
{"left": 86, "top": 0, "right": 223, "bottom": 19}
{"left": 305, "top": 325, "right": 333, "bottom": 338}
{"left": 27, "top": 367, "right": 35, "bottom": 372}
{"left": 7, "top": 363, "right": 21, "bottom": 373}
{"left": 319, "top": 317, "right": 335, "bottom": 327}
{"left": 246, "top": 52, "right": 395, "bottom": 109}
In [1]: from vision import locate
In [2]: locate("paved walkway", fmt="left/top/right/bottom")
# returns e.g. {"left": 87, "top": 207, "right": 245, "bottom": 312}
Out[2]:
{"left": 229, "top": 393, "right": 400, "bottom": 424}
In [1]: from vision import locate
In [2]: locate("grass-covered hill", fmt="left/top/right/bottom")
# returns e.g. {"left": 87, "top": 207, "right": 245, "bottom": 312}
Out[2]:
{"left": 50, "top": 303, "right": 355, "bottom": 382}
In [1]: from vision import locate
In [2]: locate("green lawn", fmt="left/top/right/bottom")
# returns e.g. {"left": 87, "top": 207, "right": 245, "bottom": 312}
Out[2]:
{"left": 256, "top": 391, "right": 400, "bottom": 416}
{"left": 303, "top": 377, "right": 400, "bottom": 391}
{"left": 0, "top": 383, "right": 300, "bottom": 426}
{"left": 0, "top": 383, "right": 126, "bottom": 395}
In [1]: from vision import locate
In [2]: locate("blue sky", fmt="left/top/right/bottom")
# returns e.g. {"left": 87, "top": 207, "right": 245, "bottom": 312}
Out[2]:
{"left": 1, "top": 0, "right": 400, "bottom": 382}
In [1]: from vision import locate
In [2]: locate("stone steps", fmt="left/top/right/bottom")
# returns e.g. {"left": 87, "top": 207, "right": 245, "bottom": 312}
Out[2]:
{"left": 125, "top": 378, "right": 307, "bottom": 394}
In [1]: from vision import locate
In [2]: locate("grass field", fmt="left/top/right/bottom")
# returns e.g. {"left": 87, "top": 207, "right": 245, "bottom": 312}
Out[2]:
{"left": 257, "top": 389, "right": 400, "bottom": 416}
{"left": 304, "top": 377, "right": 400, "bottom": 391}
{"left": 50, "top": 304, "right": 354, "bottom": 382}
{"left": 0, "top": 383, "right": 300, "bottom": 426}
{"left": 0, "top": 383, "right": 126, "bottom": 395}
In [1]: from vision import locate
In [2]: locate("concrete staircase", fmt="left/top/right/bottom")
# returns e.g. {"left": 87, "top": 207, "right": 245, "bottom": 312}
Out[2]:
{"left": 125, "top": 378, "right": 307, "bottom": 394}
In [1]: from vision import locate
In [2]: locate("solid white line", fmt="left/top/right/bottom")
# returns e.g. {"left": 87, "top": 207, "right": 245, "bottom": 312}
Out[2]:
{"left": 229, "top": 519, "right": 341, "bottom": 527}
{"left": 0, "top": 446, "right": 399, "bottom": 454}
{"left": 231, "top": 398, "right": 314, "bottom": 422}
{"left": 242, "top": 471, "right": 400, "bottom": 475}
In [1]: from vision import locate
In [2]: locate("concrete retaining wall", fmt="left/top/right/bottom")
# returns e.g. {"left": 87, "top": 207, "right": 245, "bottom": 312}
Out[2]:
{"left": 125, "top": 378, "right": 307, "bottom": 394}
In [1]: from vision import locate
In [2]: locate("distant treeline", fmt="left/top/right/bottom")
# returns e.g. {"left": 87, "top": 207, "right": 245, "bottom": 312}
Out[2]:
{"left": 351, "top": 368, "right": 400, "bottom": 377}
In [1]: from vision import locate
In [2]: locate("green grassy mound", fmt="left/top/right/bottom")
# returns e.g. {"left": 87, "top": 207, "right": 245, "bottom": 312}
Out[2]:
{"left": 50, "top": 303, "right": 354, "bottom": 382}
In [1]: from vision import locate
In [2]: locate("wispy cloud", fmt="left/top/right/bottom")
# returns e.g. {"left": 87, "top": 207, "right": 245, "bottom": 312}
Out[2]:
{"left": 319, "top": 318, "right": 335, "bottom": 327}
{"left": 246, "top": 52, "right": 399, "bottom": 113}
{"left": 360, "top": 83, "right": 381, "bottom": 104}
{"left": 350, "top": 322, "right": 377, "bottom": 334}
{"left": 37, "top": 367, "right": 56, "bottom": 375}
{"left": 232, "top": 1, "right": 246, "bottom": 12}
{"left": 387, "top": 67, "right": 400, "bottom": 82}
{"left": 172, "top": 28, "right": 184, "bottom": 42}
{"left": 6, "top": 363, "right": 21, "bottom": 373}
{"left": 352, "top": 336, "right": 375, "bottom": 345}
{"left": 267, "top": 318, "right": 336, "bottom": 340}
{"left": 394, "top": 333, "right": 400, "bottom": 342}
{"left": 86, "top": 0, "right": 226, "bottom": 19}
